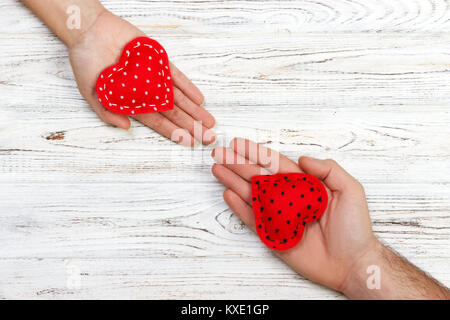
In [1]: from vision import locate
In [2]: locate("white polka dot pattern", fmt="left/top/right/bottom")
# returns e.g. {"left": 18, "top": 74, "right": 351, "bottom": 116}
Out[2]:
{"left": 96, "top": 37, "right": 174, "bottom": 115}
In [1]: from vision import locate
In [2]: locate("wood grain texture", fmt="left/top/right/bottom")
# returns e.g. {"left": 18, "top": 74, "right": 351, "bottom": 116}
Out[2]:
{"left": 0, "top": 0, "right": 449, "bottom": 299}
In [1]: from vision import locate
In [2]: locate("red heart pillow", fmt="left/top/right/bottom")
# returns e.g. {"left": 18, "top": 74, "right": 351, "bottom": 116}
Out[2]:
{"left": 251, "top": 173, "right": 328, "bottom": 251}
{"left": 96, "top": 37, "right": 174, "bottom": 115}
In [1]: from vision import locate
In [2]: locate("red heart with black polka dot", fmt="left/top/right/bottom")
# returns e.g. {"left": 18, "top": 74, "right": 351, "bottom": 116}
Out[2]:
{"left": 96, "top": 36, "right": 174, "bottom": 115}
{"left": 251, "top": 173, "right": 328, "bottom": 251}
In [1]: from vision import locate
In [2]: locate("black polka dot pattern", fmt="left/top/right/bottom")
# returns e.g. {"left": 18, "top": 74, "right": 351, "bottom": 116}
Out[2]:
{"left": 251, "top": 172, "right": 328, "bottom": 251}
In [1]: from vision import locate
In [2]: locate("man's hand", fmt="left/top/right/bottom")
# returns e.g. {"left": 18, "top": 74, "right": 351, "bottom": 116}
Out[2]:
{"left": 212, "top": 138, "right": 450, "bottom": 299}
{"left": 211, "top": 137, "right": 376, "bottom": 291}
{"left": 21, "top": 0, "right": 215, "bottom": 146}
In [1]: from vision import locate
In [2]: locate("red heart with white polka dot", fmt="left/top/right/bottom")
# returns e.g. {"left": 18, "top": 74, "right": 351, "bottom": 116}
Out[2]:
{"left": 96, "top": 37, "right": 174, "bottom": 115}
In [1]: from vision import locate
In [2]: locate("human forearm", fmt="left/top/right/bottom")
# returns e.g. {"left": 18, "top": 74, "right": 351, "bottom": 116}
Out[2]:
{"left": 20, "top": 0, "right": 106, "bottom": 48}
{"left": 341, "top": 240, "right": 450, "bottom": 299}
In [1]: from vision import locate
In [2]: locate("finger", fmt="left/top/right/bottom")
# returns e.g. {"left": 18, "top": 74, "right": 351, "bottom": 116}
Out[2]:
{"left": 173, "top": 87, "right": 215, "bottom": 128}
{"left": 298, "top": 156, "right": 361, "bottom": 192}
{"left": 212, "top": 147, "right": 271, "bottom": 181}
{"left": 88, "top": 95, "right": 130, "bottom": 130}
{"left": 223, "top": 189, "right": 256, "bottom": 232}
{"left": 133, "top": 112, "right": 194, "bottom": 146}
{"left": 161, "top": 104, "right": 215, "bottom": 145}
{"left": 230, "top": 137, "right": 301, "bottom": 174}
{"left": 212, "top": 164, "right": 252, "bottom": 205}
{"left": 170, "top": 62, "right": 204, "bottom": 106}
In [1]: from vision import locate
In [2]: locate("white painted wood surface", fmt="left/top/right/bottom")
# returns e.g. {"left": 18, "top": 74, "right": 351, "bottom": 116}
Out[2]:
{"left": 0, "top": 0, "right": 449, "bottom": 299}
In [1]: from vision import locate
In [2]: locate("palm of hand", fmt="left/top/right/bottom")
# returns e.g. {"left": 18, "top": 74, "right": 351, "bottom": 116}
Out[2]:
{"left": 70, "top": 11, "right": 142, "bottom": 123}
{"left": 278, "top": 184, "right": 374, "bottom": 290}
{"left": 69, "top": 11, "right": 215, "bottom": 145}
{"left": 212, "top": 139, "right": 376, "bottom": 291}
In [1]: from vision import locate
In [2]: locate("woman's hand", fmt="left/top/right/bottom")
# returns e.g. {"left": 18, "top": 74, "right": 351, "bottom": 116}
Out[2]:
{"left": 211, "top": 138, "right": 378, "bottom": 292}
{"left": 69, "top": 10, "right": 215, "bottom": 146}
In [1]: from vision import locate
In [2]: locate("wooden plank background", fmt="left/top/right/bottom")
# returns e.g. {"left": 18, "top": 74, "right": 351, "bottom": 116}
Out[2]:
{"left": 0, "top": 0, "right": 449, "bottom": 299}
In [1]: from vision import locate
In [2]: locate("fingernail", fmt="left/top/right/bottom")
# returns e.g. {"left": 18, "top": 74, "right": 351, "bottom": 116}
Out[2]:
{"left": 202, "top": 127, "right": 216, "bottom": 145}
{"left": 205, "top": 136, "right": 216, "bottom": 146}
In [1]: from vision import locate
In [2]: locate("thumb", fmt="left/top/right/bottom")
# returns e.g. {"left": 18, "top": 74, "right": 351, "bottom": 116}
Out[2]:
{"left": 87, "top": 95, "right": 131, "bottom": 130}
{"left": 298, "top": 156, "right": 362, "bottom": 193}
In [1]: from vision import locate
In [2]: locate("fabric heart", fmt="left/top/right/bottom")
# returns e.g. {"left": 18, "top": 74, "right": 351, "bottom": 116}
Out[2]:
{"left": 96, "top": 36, "right": 174, "bottom": 115}
{"left": 251, "top": 173, "right": 328, "bottom": 251}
